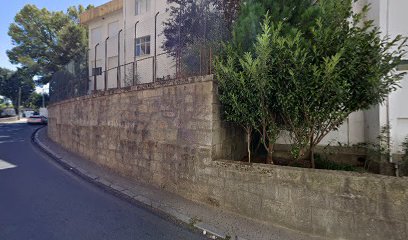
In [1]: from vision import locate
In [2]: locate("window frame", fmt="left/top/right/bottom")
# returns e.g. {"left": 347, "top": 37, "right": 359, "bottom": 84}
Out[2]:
{"left": 135, "top": 0, "right": 150, "bottom": 16}
{"left": 135, "top": 35, "right": 151, "bottom": 57}
{"left": 90, "top": 27, "right": 102, "bottom": 45}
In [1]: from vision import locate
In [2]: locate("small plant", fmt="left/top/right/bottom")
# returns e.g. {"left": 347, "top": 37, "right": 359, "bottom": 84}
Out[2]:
{"left": 352, "top": 125, "right": 392, "bottom": 173}
{"left": 401, "top": 136, "right": 408, "bottom": 176}
{"left": 314, "top": 154, "right": 357, "bottom": 172}
{"left": 189, "top": 216, "right": 201, "bottom": 227}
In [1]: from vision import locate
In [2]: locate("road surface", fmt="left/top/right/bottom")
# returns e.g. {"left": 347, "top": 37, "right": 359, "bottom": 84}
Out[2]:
{"left": 0, "top": 122, "right": 207, "bottom": 240}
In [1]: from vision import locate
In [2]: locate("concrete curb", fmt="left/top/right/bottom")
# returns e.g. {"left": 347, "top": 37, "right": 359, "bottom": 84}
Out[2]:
{"left": 31, "top": 127, "right": 231, "bottom": 240}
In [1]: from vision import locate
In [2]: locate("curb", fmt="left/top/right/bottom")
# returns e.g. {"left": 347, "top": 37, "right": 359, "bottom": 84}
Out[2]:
{"left": 31, "top": 127, "right": 231, "bottom": 240}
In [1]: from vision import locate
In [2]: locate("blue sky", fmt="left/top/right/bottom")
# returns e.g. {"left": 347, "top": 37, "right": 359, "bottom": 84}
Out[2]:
{"left": 0, "top": 0, "right": 108, "bottom": 70}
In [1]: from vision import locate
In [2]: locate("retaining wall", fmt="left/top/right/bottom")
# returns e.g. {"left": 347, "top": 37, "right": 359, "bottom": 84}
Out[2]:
{"left": 48, "top": 75, "right": 408, "bottom": 240}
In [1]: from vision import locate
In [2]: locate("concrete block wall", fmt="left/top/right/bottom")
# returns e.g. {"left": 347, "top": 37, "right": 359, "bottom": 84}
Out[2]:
{"left": 49, "top": 75, "right": 408, "bottom": 240}
{"left": 203, "top": 160, "right": 408, "bottom": 240}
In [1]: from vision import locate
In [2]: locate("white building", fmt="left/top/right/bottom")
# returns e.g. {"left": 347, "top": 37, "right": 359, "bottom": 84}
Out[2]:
{"left": 80, "top": 0, "right": 408, "bottom": 158}
{"left": 80, "top": 0, "right": 174, "bottom": 90}
{"left": 316, "top": 0, "right": 408, "bottom": 158}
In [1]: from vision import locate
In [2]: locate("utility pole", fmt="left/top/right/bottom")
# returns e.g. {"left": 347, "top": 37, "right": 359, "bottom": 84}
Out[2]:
{"left": 17, "top": 87, "right": 21, "bottom": 120}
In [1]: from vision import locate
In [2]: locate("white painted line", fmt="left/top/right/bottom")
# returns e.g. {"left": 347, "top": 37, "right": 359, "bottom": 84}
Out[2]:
{"left": 0, "top": 159, "right": 17, "bottom": 170}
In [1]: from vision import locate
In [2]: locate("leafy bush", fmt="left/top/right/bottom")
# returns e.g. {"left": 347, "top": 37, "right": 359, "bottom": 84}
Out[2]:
{"left": 401, "top": 136, "right": 408, "bottom": 176}
{"left": 353, "top": 125, "right": 391, "bottom": 173}
{"left": 314, "top": 154, "right": 357, "bottom": 172}
{"left": 215, "top": 0, "right": 407, "bottom": 169}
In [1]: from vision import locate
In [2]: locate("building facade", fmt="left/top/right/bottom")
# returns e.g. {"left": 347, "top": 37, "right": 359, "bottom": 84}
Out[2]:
{"left": 80, "top": 0, "right": 173, "bottom": 90}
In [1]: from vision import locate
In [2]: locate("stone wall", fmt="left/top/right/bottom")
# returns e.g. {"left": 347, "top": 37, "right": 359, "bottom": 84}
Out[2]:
{"left": 48, "top": 75, "right": 245, "bottom": 196}
{"left": 203, "top": 160, "right": 408, "bottom": 240}
{"left": 49, "top": 75, "right": 408, "bottom": 240}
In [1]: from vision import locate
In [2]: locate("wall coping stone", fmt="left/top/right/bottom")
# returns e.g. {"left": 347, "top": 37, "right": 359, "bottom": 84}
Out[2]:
{"left": 212, "top": 159, "right": 408, "bottom": 181}
{"left": 49, "top": 74, "right": 214, "bottom": 107}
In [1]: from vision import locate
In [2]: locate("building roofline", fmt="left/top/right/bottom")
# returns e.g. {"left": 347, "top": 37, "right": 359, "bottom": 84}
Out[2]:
{"left": 80, "top": 0, "right": 123, "bottom": 25}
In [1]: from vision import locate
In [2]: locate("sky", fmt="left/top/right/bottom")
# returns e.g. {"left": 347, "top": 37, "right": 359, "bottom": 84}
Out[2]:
{"left": 0, "top": 0, "right": 109, "bottom": 70}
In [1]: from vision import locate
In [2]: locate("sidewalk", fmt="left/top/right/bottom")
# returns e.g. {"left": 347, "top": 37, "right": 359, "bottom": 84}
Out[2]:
{"left": 34, "top": 127, "right": 325, "bottom": 240}
{"left": 0, "top": 117, "right": 26, "bottom": 123}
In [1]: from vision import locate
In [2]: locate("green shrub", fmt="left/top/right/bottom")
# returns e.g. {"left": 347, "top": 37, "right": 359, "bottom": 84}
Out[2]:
{"left": 314, "top": 154, "right": 357, "bottom": 172}
{"left": 401, "top": 136, "right": 408, "bottom": 176}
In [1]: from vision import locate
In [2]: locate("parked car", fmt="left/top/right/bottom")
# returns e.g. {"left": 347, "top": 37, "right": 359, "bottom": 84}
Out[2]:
{"left": 23, "top": 110, "right": 35, "bottom": 118}
{"left": 27, "top": 115, "right": 48, "bottom": 125}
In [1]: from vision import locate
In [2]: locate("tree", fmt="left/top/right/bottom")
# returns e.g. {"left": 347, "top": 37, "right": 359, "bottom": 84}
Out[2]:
{"left": 216, "top": 0, "right": 407, "bottom": 167}
{"left": 248, "top": 17, "right": 285, "bottom": 164}
{"left": 213, "top": 0, "right": 241, "bottom": 31}
{"left": 214, "top": 46, "right": 261, "bottom": 162}
{"left": 0, "top": 68, "right": 35, "bottom": 113}
{"left": 7, "top": 5, "right": 92, "bottom": 84}
{"left": 267, "top": 0, "right": 407, "bottom": 167}
{"left": 232, "top": 0, "right": 318, "bottom": 52}
{"left": 163, "top": 0, "right": 234, "bottom": 56}
{"left": 24, "top": 92, "right": 50, "bottom": 110}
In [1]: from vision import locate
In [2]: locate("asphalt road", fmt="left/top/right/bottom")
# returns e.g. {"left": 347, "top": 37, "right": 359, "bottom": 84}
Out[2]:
{"left": 0, "top": 122, "right": 207, "bottom": 240}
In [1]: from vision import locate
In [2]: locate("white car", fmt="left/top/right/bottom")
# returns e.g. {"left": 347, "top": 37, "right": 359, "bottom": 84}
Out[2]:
{"left": 27, "top": 115, "right": 48, "bottom": 125}
{"left": 24, "top": 111, "right": 35, "bottom": 118}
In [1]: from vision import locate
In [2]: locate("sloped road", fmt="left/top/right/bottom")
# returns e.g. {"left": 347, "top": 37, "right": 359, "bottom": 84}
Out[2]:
{"left": 0, "top": 122, "right": 207, "bottom": 240}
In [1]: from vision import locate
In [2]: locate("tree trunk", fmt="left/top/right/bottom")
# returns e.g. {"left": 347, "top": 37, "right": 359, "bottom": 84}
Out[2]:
{"left": 266, "top": 142, "right": 274, "bottom": 164}
{"left": 309, "top": 134, "right": 315, "bottom": 168}
{"left": 247, "top": 128, "right": 251, "bottom": 163}
{"left": 310, "top": 147, "right": 315, "bottom": 169}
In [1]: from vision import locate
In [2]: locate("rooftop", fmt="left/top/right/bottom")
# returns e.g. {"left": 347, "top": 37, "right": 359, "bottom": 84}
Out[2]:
{"left": 80, "top": 0, "right": 123, "bottom": 25}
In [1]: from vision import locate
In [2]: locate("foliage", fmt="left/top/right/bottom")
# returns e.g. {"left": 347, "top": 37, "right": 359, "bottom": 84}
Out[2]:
{"left": 214, "top": 45, "right": 260, "bottom": 162}
{"left": 280, "top": 0, "right": 407, "bottom": 167}
{"left": 213, "top": 0, "right": 241, "bottom": 31}
{"left": 0, "top": 68, "right": 35, "bottom": 112}
{"left": 400, "top": 136, "right": 408, "bottom": 176}
{"left": 314, "top": 154, "right": 357, "bottom": 172}
{"left": 216, "top": 0, "right": 407, "bottom": 168}
{"left": 7, "top": 4, "right": 92, "bottom": 84}
{"left": 353, "top": 125, "right": 392, "bottom": 172}
{"left": 215, "top": 16, "right": 285, "bottom": 163}
{"left": 231, "top": 0, "right": 318, "bottom": 52}
{"left": 24, "top": 92, "right": 50, "bottom": 110}
{"left": 163, "top": 0, "right": 233, "bottom": 56}
{"left": 249, "top": 17, "right": 283, "bottom": 163}
{"left": 0, "top": 97, "right": 9, "bottom": 114}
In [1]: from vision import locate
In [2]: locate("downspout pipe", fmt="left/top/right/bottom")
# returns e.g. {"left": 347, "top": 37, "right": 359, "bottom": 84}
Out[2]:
{"left": 117, "top": 29, "right": 123, "bottom": 88}
{"left": 153, "top": 11, "right": 159, "bottom": 82}
{"left": 94, "top": 43, "right": 100, "bottom": 92}
{"left": 105, "top": 36, "right": 110, "bottom": 91}
{"left": 86, "top": 48, "right": 90, "bottom": 93}
{"left": 123, "top": 0, "right": 128, "bottom": 84}
{"left": 133, "top": 21, "right": 139, "bottom": 86}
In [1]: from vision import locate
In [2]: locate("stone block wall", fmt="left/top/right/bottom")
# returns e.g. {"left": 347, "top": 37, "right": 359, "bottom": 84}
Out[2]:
{"left": 49, "top": 75, "right": 408, "bottom": 240}
{"left": 48, "top": 76, "right": 245, "bottom": 197}
{"left": 203, "top": 160, "right": 408, "bottom": 240}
